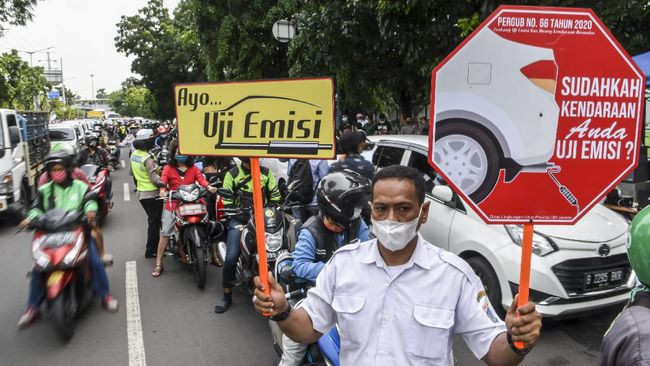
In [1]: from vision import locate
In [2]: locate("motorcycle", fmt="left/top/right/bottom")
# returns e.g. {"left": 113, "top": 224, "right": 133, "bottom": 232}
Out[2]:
{"left": 269, "top": 253, "right": 340, "bottom": 365}
{"left": 164, "top": 183, "right": 222, "bottom": 289}
{"left": 604, "top": 187, "right": 638, "bottom": 220}
{"left": 80, "top": 163, "right": 113, "bottom": 224}
{"left": 27, "top": 205, "right": 96, "bottom": 340}
{"left": 106, "top": 140, "right": 121, "bottom": 168}
{"left": 216, "top": 188, "right": 304, "bottom": 296}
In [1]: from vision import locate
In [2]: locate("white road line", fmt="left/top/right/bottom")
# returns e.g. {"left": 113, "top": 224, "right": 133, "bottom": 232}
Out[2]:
{"left": 121, "top": 160, "right": 126, "bottom": 168}
{"left": 124, "top": 183, "right": 131, "bottom": 201}
{"left": 126, "top": 261, "right": 147, "bottom": 366}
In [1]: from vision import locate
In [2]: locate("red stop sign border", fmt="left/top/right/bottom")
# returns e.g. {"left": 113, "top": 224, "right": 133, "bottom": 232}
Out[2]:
{"left": 428, "top": 5, "right": 647, "bottom": 225}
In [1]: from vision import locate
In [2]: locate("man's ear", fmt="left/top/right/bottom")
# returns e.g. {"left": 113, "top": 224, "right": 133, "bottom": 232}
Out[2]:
{"left": 420, "top": 201, "right": 431, "bottom": 224}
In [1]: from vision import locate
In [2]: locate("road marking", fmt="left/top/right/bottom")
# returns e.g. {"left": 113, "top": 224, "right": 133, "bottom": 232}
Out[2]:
{"left": 126, "top": 261, "right": 147, "bottom": 366}
{"left": 121, "top": 160, "right": 126, "bottom": 168}
{"left": 124, "top": 183, "right": 131, "bottom": 201}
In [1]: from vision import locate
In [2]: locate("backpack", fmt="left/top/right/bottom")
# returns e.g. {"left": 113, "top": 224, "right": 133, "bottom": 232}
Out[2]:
{"left": 288, "top": 159, "right": 314, "bottom": 204}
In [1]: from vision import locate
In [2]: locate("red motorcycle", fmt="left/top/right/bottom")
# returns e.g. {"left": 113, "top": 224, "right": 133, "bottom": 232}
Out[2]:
{"left": 80, "top": 163, "right": 113, "bottom": 223}
{"left": 165, "top": 184, "right": 222, "bottom": 289}
{"left": 28, "top": 207, "right": 95, "bottom": 340}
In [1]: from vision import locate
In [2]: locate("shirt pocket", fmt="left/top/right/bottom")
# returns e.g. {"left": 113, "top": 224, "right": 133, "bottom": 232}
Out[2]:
{"left": 332, "top": 295, "right": 366, "bottom": 346}
{"left": 408, "top": 305, "right": 454, "bottom": 362}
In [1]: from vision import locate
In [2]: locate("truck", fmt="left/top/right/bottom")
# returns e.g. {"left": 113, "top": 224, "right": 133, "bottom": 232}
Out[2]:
{"left": 0, "top": 109, "right": 50, "bottom": 220}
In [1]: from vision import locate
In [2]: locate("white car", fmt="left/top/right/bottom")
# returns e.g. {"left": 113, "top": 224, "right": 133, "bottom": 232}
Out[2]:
{"left": 434, "top": 28, "right": 559, "bottom": 203}
{"left": 371, "top": 135, "right": 634, "bottom": 317}
{"left": 49, "top": 122, "right": 82, "bottom": 152}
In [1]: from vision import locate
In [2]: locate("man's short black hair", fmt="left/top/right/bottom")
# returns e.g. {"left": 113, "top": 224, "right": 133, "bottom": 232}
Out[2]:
{"left": 339, "top": 130, "right": 363, "bottom": 155}
{"left": 372, "top": 165, "right": 426, "bottom": 205}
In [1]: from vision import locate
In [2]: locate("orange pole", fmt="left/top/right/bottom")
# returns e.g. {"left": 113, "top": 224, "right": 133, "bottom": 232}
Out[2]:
{"left": 250, "top": 158, "right": 271, "bottom": 312}
{"left": 515, "top": 223, "right": 534, "bottom": 350}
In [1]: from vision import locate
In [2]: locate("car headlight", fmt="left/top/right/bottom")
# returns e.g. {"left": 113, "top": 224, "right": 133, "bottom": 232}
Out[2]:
{"left": 504, "top": 225, "right": 557, "bottom": 256}
{"left": 265, "top": 231, "right": 283, "bottom": 252}
{"left": 0, "top": 174, "right": 12, "bottom": 194}
{"left": 179, "top": 188, "right": 199, "bottom": 202}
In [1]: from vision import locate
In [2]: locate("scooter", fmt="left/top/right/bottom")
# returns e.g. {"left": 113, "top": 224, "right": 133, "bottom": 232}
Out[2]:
{"left": 107, "top": 140, "right": 120, "bottom": 168}
{"left": 216, "top": 188, "right": 304, "bottom": 296}
{"left": 165, "top": 183, "right": 222, "bottom": 289}
{"left": 80, "top": 163, "right": 113, "bottom": 224}
{"left": 269, "top": 253, "right": 340, "bottom": 365}
{"left": 27, "top": 206, "right": 95, "bottom": 340}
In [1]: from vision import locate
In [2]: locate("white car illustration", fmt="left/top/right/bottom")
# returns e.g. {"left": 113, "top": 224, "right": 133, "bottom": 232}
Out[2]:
{"left": 434, "top": 28, "right": 559, "bottom": 203}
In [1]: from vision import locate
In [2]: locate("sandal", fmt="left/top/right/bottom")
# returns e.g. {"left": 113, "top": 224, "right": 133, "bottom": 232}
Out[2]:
{"left": 151, "top": 264, "right": 164, "bottom": 277}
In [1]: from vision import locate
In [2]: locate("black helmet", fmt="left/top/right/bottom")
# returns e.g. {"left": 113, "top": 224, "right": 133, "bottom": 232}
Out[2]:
{"left": 88, "top": 136, "right": 99, "bottom": 148}
{"left": 316, "top": 170, "right": 370, "bottom": 227}
{"left": 44, "top": 149, "right": 74, "bottom": 172}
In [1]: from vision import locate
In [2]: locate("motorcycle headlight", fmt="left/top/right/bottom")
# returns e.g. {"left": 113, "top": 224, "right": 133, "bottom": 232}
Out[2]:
{"left": 179, "top": 188, "right": 199, "bottom": 202}
{"left": 265, "top": 231, "right": 283, "bottom": 252}
{"left": 504, "top": 225, "right": 557, "bottom": 257}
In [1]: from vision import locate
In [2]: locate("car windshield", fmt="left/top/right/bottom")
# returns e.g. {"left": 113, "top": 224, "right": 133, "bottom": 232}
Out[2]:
{"left": 49, "top": 128, "right": 75, "bottom": 141}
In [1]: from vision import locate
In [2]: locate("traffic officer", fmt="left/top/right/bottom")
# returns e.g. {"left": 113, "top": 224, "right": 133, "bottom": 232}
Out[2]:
{"left": 253, "top": 165, "right": 542, "bottom": 365}
{"left": 215, "top": 157, "right": 282, "bottom": 313}
{"left": 599, "top": 206, "right": 650, "bottom": 366}
{"left": 131, "top": 129, "right": 166, "bottom": 258}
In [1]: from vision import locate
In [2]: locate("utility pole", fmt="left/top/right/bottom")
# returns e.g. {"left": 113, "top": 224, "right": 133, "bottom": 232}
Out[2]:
{"left": 60, "top": 58, "right": 67, "bottom": 105}
{"left": 46, "top": 51, "right": 52, "bottom": 70}
{"left": 90, "top": 74, "right": 95, "bottom": 103}
{"left": 14, "top": 46, "right": 53, "bottom": 66}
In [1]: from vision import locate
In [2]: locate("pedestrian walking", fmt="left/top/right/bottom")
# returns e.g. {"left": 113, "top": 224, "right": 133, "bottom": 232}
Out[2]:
{"left": 399, "top": 116, "right": 419, "bottom": 135}
{"left": 375, "top": 113, "right": 393, "bottom": 135}
{"left": 130, "top": 129, "right": 166, "bottom": 258}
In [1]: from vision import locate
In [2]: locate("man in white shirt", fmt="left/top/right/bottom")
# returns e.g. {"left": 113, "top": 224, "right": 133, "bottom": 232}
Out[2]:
{"left": 253, "top": 165, "right": 542, "bottom": 365}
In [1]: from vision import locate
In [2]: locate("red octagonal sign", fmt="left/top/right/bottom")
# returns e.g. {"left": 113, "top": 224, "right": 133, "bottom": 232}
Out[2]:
{"left": 429, "top": 5, "right": 646, "bottom": 225}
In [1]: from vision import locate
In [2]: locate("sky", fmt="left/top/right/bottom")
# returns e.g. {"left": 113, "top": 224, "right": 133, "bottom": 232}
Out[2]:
{"left": 0, "top": 0, "right": 180, "bottom": 99}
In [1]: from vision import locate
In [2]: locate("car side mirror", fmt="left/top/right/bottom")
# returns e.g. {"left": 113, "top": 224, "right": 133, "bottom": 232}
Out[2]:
{"left": 8, "top": 126, "right": 21, "bottom": 146}
{"left": 432, "top": 185, "right": 454, "bottom": 204}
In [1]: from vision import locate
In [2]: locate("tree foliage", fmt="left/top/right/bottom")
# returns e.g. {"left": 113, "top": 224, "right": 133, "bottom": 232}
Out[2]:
{"left": 0, "top": 0, "right": 38, "bottom": 35}
{"left": 95, "top": 88, "right": 108, "bottom": 99}
{"left": 115, "top": 0, "right": 205, "bottom": 119}
{"left": 108, "top": 86, "right": 156, "bottom": 118}
{"left": 0, "top": 49, "right": 50, "bottom": 110}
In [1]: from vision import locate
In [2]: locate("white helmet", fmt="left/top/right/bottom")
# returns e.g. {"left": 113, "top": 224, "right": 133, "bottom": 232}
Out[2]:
{"left": 135, "top": 129, "right": 154, "bottom": 140}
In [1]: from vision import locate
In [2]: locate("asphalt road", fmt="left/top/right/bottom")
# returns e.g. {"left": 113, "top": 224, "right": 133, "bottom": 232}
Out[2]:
{"left": 0, "top": 153, "right": 624, "bottom": 366}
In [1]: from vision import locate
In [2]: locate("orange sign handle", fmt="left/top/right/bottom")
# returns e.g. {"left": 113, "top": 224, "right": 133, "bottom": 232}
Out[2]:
{"left": 250, "top": 158, "right": 271, "bottom": 315}
{"left": 515, "top": 223, "right": 534, "bottom": 350}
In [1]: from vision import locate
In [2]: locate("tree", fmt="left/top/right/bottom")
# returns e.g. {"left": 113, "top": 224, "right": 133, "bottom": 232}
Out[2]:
{"left": 95, "top": 88, "right": 108, "bottom": 99}
{"left": 191, "top": 0, "right": 298, "bottom": 81}
{"left": 0, "top": 0, "right": 38, "bottom": 35}
{"left": 287, "top": 0, "right": 472, "bottom": 117}
{"left": 115, "top": 0, "right": 205, "bottom": 119}
{"left": 108, "top": 85, "right": 156, "bottom": 118}
{"left": 0, "top": 49, "right": 51, "bottom": 109}
{"left": 64, "top": 88, "right": 79, "bottom": 104}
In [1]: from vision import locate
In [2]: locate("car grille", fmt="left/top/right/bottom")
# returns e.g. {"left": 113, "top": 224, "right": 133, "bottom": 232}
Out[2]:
{"left": 551, "top": 254, "right": 630, "bottom": 295}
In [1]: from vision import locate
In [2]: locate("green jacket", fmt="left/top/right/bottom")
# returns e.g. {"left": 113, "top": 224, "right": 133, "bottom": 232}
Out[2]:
{"left": 27, "top": 179, "right": 98, "bottom": 221}
{"left": 221, "top": 165, "right": 281, "bottom": 207}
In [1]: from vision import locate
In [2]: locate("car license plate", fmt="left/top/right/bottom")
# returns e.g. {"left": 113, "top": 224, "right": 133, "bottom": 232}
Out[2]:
{"left": 584, "top": 268, "right": 625, "bottom": 290}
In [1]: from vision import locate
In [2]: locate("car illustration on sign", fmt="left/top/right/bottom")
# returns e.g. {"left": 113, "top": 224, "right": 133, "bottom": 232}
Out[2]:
{"left": 433, "top": 28, "right": 559, "bottom": 203}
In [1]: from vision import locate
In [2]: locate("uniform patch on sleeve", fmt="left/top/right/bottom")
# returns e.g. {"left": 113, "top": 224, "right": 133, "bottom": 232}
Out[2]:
{"left": 477, "top": 290, "right": 500, "bottom": 323}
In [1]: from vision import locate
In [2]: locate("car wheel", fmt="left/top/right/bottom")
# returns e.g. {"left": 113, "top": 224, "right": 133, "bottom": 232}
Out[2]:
{"left": 466, "top": 256, "right": 505, "bottom": 319}
{"left": 434, "top": 121, "right": 500, "bottom": 204}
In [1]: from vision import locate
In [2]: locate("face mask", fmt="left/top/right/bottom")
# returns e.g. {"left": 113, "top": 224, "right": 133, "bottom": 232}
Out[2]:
{"left": 51, "top": 170, "right": 68, "bottom": 184}
{"left": 371, "top": 207, "right": 422, "bottom": 252}
{"left": 175, "top": 155, "right": 188, "bottom": 164}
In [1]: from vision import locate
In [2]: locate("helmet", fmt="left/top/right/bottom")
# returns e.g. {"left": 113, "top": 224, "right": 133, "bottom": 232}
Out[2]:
{"left": 628, "top": 207, "right": 650, "bottom": 286}
{"left": 316, "top": 170, "right": 370, "bottom": 227}
{"left": 45, "top": 144, "right": 75, "bottom": 171}
{"left": 87, "top": 136, "right": 99, "bottom": 148}
{"left": 135, "top": 129, "right": 154, "bottom": 140}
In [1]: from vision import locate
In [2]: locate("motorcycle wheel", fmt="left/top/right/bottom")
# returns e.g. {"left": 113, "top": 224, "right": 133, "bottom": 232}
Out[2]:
{"left": 52, "top": 290, "right": 76, "bottom": 340}
{"left": 191, "top": 245, "right": 207, "bottom": 290}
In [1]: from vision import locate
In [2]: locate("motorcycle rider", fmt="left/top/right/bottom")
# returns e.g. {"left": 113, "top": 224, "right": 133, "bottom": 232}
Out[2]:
{"left": 78, "top": 136, "right": 113, "bottom": 203}
{"left": 280, "top": 170, "right": 371, "bottom": 366}
{"left": 599, "top": 207, "right": 650, "bottom": 365}
{"left": 18, "top": 150, "right": 118, "bottom": 327}
{"left": 38, "top": 143, "right": 113, "bottom": 265}
{"left": 214, "top": 157, "right": 282, "bottom": 313}
{"left": 152, "top": 144, "right": 216, "bottom": 277}
{"left": 131, "top": 129, "right": 166, "bottom": 258}
{"left": 155, "top": 126, "right": 169, "bottom": 149}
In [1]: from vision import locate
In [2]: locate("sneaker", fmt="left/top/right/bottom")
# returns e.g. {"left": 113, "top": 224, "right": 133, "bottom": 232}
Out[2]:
{"left": 102, "top": 295, "right": 119, "bottom": 313}
{"left": 17, "top": 308, "right": 40, "bottom": 328}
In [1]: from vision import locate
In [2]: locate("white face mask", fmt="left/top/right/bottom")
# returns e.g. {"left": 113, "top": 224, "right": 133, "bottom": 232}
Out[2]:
{"left": 371, "top": 207, "right": 422, "bottom": 252}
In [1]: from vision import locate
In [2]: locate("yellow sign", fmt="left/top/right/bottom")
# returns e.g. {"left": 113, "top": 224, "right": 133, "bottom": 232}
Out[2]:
{"left": 174, "top": 78, "right": 335, "bottom": 158}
